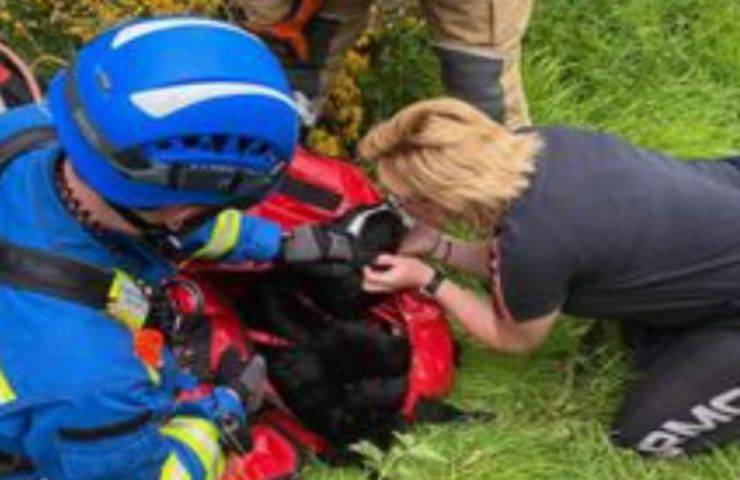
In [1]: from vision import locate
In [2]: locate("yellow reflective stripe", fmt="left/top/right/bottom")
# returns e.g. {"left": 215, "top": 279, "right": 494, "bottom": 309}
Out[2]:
{"left": 160, "top": 453, "right": 192, "bottom": 480}
{"left": 107, "top": 269, "right": 149, "bottom": 330}
{"left": 145, "top": 365, "right": 162, "bottom": 386}
{"left": 0, "top": 366, "right": 16, "bottom": 405}
{"left": 161, "top": 417, "right": 224, "bottom": 480}
{"left": 191, "top": 209, "right": 241, "bottom": 260}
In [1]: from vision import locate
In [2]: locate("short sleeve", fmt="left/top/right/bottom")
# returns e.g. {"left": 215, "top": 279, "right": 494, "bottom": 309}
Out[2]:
{"left": 494, "top": 218, "right": 576, "bottom": 321}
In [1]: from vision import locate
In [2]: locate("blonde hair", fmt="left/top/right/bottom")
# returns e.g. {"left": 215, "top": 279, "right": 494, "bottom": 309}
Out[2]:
{"left": 359, "top": 97, "right": 542, "bottom": 230}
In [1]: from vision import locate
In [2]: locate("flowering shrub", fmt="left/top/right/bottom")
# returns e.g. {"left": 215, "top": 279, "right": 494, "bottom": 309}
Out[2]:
{"left": 0, "top": 1, "right": 440, "bottom": 158}
{"left": 0, "top": 0, "right": 221, "bottom": 77}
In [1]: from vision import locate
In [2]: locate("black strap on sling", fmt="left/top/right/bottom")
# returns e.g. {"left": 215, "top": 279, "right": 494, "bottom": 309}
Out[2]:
{"left": 0, "top": 125, "right": 56, "bottom": 173}
{"left": 0, "top": 125, "right": 61, "bottom": 476}
{"left": 278, "top": 175, "right": 342, "bottom": 211}
{"left": 0, "top": 239, "right": 113, "bottom": 310}
{"left": 0, "top": 125, "right": 114, "bottom": 311}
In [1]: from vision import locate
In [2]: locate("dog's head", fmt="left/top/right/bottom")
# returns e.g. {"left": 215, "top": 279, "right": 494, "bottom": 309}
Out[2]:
{"left": 293, "top": 202, "right": 407, "bottom": 317}
{"left": 339, "top": 202, "right": 408, "bottom": 266}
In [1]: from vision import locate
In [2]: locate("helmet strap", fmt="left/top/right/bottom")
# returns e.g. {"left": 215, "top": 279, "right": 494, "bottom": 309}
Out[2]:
{"left": 106, "top": 201, "right": 183, "bottom": 254}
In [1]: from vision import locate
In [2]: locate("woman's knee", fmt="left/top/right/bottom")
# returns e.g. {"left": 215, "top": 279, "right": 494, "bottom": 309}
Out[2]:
{"left": 610, "top": 420, "right": 686, "bottom": 457}
{"left": 610, "top": 390, "right": 740, "bottom": 458}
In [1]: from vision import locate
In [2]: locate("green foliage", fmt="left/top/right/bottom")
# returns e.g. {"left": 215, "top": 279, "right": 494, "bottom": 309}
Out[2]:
{"left": 524, "top": 0, "right": 740, "bottom": 157}
{"left": 4, "top": 0, "right": 740, "bottom": 478}
{"left": 0, "top": 0, "right": 77, "bottom": 78}
{"left": 351, "top": 432, "right": 447, "bottom": 479}
{"left": 357, "top": 14, "right": 444, "bottom": 131}
{"left": 304, "top": 0, "right": 740, "bottom": 479}
{"left": 0, "top": 0, "right": 222, "bottom": 80}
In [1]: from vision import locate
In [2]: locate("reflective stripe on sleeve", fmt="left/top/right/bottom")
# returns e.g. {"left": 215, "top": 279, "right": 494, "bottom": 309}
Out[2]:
{"left": 191, "top": 209, "right": 242, "bottom": 260}
{"left": 107, "top": 269, "right": 150, "bottom": 330}
{"left": 160, "top": 452, "right": 193, "bottom": 480}
{"left": 0, "top": 365, "right": 16, "bottom": 405}
{"left": 161, "top": 416, "right": 225, "bottom": 480}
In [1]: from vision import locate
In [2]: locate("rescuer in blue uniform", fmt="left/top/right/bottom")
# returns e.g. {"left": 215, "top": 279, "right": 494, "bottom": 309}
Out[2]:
{"left": 0, "top": 16, "right": 358, "bottom": 480}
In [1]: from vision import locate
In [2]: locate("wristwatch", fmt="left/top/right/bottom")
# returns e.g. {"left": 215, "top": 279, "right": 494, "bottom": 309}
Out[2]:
{"left": 420, "top": 268, "right": 446, "bottom": 298}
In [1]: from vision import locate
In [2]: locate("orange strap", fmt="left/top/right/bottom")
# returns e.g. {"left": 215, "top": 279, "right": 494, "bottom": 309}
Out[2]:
{"left": 134, "top": 328, "right": 165, "bottom": 369}
{"left": 245, "top": 0, "right": 325, "bottom": 62}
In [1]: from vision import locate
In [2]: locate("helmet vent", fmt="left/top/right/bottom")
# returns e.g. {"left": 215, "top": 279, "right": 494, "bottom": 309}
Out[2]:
{"left": 212, "top": 134, "right": 228, "bottom": 152}
{"left": 183, "top": 135, "right": 200, "bottom": 148}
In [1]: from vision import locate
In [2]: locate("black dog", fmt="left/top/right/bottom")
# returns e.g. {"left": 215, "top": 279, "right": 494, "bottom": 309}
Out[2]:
{"left": 234, "top": 203, "right": 412, "bottom": 446}
{"left": 291, "top": 202, "right": 408, "bottom": 318}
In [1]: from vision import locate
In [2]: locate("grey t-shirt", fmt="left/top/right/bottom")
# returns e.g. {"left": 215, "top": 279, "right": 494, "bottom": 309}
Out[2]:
{"left": 497, "top": 126, "right": 740, "bottom": 327}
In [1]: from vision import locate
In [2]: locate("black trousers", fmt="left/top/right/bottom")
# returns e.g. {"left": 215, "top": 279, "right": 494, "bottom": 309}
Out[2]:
{"left": 612, "top": 322, "right": 740, "bottom": 456}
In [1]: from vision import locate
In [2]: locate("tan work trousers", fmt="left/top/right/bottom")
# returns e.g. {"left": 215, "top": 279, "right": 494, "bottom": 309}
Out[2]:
{"left": 233, "top": 0, "right": 533, "bottom": 128}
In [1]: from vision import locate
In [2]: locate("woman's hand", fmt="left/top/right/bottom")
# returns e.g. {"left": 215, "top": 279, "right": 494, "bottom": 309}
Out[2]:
{"left": 362, "top": 254, "right": 435, "bottom": 293}
{"left": 398, "top": 222, "right": 441, "bottom": 257}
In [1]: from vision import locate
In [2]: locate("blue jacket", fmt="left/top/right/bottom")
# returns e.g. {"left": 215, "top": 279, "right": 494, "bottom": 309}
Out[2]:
{"left": 0, "top": 104, "right": 283, "bottom": 480}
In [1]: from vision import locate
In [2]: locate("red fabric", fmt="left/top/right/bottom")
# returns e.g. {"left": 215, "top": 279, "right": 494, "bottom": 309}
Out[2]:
{"left": 176, "top": 383, "right": 213, "bottom": 404}
{"left": 224, "top": 423, "right": 300, "bottom": 480}
{"left": 224, "top": 409, "right": 332, "bottom": 480}
{"left": 0, "top": 64, "right": 11, "bottom": 85}
{"left": 259, "top": 409, "right": 331, "bottom": 454}
{"left": 180, "top": 146, "right": 456, "bottom": 468}
{"left": 133, "top": 328, "right": 164, "bottom": 368}
{"left": 247, "top": 147, "right": 382, "bottom": 230}
{"left": 392, "top": 293, "right": 456, "bottom": 420}
{"left": 168, "top": 275, "right": 251, "bottom": 369}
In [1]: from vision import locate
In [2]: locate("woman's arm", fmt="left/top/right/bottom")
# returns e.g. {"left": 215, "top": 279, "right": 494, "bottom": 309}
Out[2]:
{"left": 431, "top": 238, "right": 491, "bottom": 279}
{"left": 363, "top": 254, "right": 559, "bottom": 354}
{"left": 433, "top": 277, "right": 558, "bottom": 353}
{"left": 398, "top": 223, "right": 492, "bottom": 279}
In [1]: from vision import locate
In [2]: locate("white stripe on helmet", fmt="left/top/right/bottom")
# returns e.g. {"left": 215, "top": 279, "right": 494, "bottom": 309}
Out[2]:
{"left": 130, "top": 82, "right": 299, "bottom": 118}
{"left": 111, "top": 18, "right": 260, "bottom": 49}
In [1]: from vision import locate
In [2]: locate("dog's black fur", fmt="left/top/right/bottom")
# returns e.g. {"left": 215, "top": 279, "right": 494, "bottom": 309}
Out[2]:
{"left": 237, "top": 270, "right": 412, "bottom": 446}
{"left": 234, "top": 205, "right": 413, "bottom": 446}
{"left": 289, "top": 203, "right": 407, "bottom": 318}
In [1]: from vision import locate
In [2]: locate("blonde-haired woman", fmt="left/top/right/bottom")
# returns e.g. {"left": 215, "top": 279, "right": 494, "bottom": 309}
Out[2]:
{"left": 359, "top": 97, "right": 740, "bottom": 457}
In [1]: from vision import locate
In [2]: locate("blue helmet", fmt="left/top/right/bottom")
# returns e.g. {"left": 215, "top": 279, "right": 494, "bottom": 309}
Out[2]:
{"left": 48, "top": 16, "right": 300, "bottom": 208}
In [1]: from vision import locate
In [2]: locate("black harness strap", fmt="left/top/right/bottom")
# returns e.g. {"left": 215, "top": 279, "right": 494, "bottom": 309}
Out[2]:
{"left": 0, "top": 126, "right": 113, "bottom": 310}
{"left": 0, "top": 126, "right": 56, "bottom": 174}
{"left": 0, "top": 125, "right": 58, "bottom": 476}
{"left": 0, "top": 240, "right": 113, "bottom": 310}
{"left": 277, "top": 176, "right": 342, "bottom": 211}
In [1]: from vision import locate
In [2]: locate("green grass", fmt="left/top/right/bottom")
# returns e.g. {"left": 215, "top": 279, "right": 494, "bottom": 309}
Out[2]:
{"left": 305, "top": 0, "right": 740, "bottom": 478}
{"left": 5, "top": 1, "right": 738, "bottom": 477}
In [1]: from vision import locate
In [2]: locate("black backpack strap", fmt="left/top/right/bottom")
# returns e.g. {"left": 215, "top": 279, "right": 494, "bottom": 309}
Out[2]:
{"left": 277, "top": 175, "right": 342, "bottom": 211}
{"left": 0, "top": 239, "right": 112, "bottom": 309}
{"left": 0, "top": 240, "right": 152, "bottom": 332}
{"left": 0, "top": 126, "right": 57, "bottom": 177}
{"left": 0, "top": 127, "right": 158, "bottom": 330}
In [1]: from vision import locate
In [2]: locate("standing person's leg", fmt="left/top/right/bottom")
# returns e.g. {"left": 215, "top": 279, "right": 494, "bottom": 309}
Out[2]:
{"left": 312, "top": 0, "right": 374, "bottom": 103}
{"left": 421, "top": 0, "right": 534, "bottom": 128}
{"left": 227, "top": 0, "right": 293, "bottom": 25}
{"left": 227, "top": 0, "right": 372, "bottom": 104}
{"left": 612, "top": 323, "right": 740, "bottom": 456}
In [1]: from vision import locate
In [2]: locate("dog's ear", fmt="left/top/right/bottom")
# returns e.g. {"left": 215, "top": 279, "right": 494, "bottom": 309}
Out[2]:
{"left": 333, "top": 203, "right": 408, "bottom": 265}
{"left": 354, "top": 206, "right": 406, "bottom": 256}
